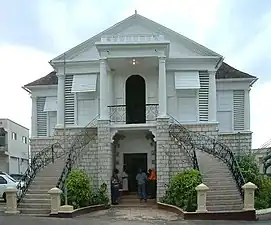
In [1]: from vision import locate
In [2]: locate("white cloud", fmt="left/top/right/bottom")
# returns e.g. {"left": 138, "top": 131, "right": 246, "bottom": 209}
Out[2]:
{"left": 0, "top": 44, "right": 53, "bottom": 129}
{"left": 251, "top": 81, "right": 271, "bottom": 148}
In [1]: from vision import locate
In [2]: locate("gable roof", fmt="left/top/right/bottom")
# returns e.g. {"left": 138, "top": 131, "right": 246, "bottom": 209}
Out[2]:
{"left": 51, "top": 13, "right": 221, "bottom": 62}
{"left": 216, "top": 63, "right": 256, "bottom": 79}
{"left": 24, "top": 71, "right": 57, "bottom": 87}
{"left": 23, "top": 62, "right": 256, "bottom": 89}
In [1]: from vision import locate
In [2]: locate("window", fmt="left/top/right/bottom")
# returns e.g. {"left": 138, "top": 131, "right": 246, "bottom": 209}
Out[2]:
{"left": 0, "top": 176, "right": 7, "bottom": 184}
{"left": 12, "top": 132, "right": 17, "bottom": 140}
{"left": 0, "top": 134, "right": 5, "bottom": 146}
{"left": 22, "top": 136, "right": 27, "bottom": 144}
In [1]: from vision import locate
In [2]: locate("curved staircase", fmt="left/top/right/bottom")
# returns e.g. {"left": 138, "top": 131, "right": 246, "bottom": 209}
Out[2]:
{"left": 17, "top": 117, "right": 98, "bottom": 216}
{"left": 168, "top": 116, "right": 245, "bottom": 212}
{"left": 196, "top": 151, "right": 243, "bottom": 211}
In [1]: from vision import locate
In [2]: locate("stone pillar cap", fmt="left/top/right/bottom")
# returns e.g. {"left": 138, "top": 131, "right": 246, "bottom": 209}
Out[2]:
{"left": 242, "top": 182, "right": 258, "bottom": 190}
{"left": 5, "top": 186, "right": 18, "bottom": 193}
{"left": 48, "top": 187, "right": 62, "bottom": 194}
{"left": 195, "top": 183, "right": 209, "bottom": 191}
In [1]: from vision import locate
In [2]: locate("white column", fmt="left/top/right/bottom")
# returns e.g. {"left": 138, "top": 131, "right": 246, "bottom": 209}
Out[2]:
{"left": 31, "top": 95, "right": 37, "bottom": 137}
{"left": 244, "top": 89, "right": 250, "bottom": 131}
{"left": 208, "top": 71, "right": 217, "bottom": 122}
{"left": 158, "top": 57, "right": 167, "bottom": 117}
{"left": 56, "top": 73, "right": 65, "bottom": 128}
{"left": 108, "top": 71, "right": 113, "bottom": 106}
{"left": 99, "top": 58, "right": 109, "bottom": 120}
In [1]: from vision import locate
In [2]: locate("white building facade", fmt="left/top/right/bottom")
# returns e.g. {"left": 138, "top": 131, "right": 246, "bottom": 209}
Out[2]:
{"left": 0, "top": 119, "right": 29, "bottom": 174}
{"left": 24, "top": 13, "right": 257, "bottom": 196}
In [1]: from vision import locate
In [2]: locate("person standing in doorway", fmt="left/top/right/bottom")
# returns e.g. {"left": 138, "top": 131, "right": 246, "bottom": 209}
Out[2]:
{"left": 148, "top": 168, "right": 157, "bottom": 199}
{"left": 136, "top": 168, "right": 148, "bottom": 202}
{"left": 121, "top": 164, "right": 129, "bottom": 193}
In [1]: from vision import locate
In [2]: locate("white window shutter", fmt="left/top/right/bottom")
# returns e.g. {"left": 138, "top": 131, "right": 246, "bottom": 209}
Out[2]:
{"left": 199, "top": 71, "right": 209, "bottom": 121}
{"left": 65, "top": 75, "right": 75, "bottom": 125}
{"left": 36, "top": 97, "right": 47, "bottom": 136}
{"left": 233, "top": 90, "right": 245, "bottom": 131}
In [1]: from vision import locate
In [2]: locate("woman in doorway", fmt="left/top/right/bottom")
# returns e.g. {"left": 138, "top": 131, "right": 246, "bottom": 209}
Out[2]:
{"left": 121, "top": 165, "right": 129, "bottom": 192}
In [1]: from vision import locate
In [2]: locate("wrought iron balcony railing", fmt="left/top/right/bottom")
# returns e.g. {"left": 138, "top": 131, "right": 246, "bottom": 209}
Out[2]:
{"left": 108, "top": 104, "right": 159, "bottom": 124}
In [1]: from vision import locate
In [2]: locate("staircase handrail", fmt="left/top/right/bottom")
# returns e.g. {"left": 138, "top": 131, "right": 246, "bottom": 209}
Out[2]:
{"left": 56, "top": 115, "right": 99, "bottom": 191}
{"left": 168, "top": 115, "right": 245, "bottom": 197}
{"left": 16, "top": 141, "right": 65, "bottom": 202}
{"left": 16, "top": 116, "right": 99, "bottom": 202}
{"left": 168, "top": 115, "right": 199, "bottom": 171}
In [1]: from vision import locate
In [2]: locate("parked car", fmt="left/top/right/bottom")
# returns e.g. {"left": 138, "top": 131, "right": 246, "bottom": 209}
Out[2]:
{"left": 0, "top": 172, "right": 21, "bottom": 202}
{"left": 9, "top": 173, "right": 24, "bottom": 182}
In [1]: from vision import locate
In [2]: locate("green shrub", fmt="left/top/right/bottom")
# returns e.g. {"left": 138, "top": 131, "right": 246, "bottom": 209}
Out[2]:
{"left": 66, "top": 169, "right": 92, "bottom": 209}
{"left": 90, "top": 183, "right": 110, "bottom": 207}
{"left": 237, "top": 154, "right": 271, "bottom": 209}
{"left": 162, "top": 169, "right": 201, "bottom": 212}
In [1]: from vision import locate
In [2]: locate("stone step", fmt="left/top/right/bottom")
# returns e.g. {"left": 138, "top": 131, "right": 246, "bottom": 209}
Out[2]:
{"left": 29, "top": 185, "right": 56, "bottom": 190}
{"left": 19, "top": 208, "right": 50, "bottom": 215}
{"left": 24, "top": 193, "right": 50, "bottom": 199}
{"left": 120, "top": 199, "right": 156, "bottom": 204}
{"left": 207, "top": 204, "right": 243, "bottom": 211}
{"left": 207, "top": 194, "right": 241, "bottom": 201}
{"left": 206, "top": 199, "right": 243, "bottom": 206}
{"left": 207, "top": 189, "right": 240, "bottom": 195}
{"left": 19, "top": 203, "right": 51, "bottom": 209}
{"left": 27, "top": 189, "right": 51, "bottom": 194}
{"left": 113, "top": 202, "right": 157, "bottom": 208}
{"left": 22, "top": 198, "right": 51, "bottom": 204}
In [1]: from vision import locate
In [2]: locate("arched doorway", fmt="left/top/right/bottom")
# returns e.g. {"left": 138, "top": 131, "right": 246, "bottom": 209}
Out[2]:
{"left": 125, "top": 75, "right": 146, "bottom": 124}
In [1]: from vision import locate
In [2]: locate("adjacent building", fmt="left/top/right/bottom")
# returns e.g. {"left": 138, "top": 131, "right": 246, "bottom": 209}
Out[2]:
{"left": 0, "top": 119, "right": 29, "bottom": 174}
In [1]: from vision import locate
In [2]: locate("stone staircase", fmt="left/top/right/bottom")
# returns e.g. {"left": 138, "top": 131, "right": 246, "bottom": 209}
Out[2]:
{"left": 19, "top": 158, "right": 65, "bottom": 216}
{"left": 196, "top": 151, "right": 243, "bottom": 211}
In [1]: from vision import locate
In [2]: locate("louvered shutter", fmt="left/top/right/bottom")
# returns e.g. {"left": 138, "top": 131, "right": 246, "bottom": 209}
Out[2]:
{"left": 65, "top": 75, "right": 75, "bottom": 124}
{"left": 233, "top": 90, "right": 245, "bottom": 131}
{"left": 199, "top": 71, "right": 209, "bottom": 121}
{"left": 36, "top": 97, "right": 47, "bottom": 136}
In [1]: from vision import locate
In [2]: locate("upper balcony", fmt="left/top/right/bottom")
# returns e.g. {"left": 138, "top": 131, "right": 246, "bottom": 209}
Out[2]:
{"left": 108, "top": 104, "right": 158, "bottom": 125}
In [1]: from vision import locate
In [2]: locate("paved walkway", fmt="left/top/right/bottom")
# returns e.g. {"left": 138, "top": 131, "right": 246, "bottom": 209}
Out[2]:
{"left": 0, "top": 207, "right": 270, "bottom": 224}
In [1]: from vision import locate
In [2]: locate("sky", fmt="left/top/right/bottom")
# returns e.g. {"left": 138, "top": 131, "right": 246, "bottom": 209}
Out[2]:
{"left": 0, "top": 0, "right": 270, "bottom": 148}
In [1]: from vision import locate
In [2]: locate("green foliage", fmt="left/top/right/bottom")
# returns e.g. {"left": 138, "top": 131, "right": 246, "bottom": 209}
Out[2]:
{"left": 62, "top": 169, "right": 109, "bottom": 209}
{"left": 237, "top": 154, "right": 271, "bottom": 209}
{"left": 90, "top": 183, "right": 110, "bottom": 207}
{"left": 66, "top": 169, "right": 92, "bottom": 209}
{"left": 162, "top": 169, "right": 201, "bottom": 212}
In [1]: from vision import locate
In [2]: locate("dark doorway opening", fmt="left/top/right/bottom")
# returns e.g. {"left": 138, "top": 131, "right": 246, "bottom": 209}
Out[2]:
{"left": 123, "top": 153, "right": 147, "bottom": 192}
{"left": 125, "top": 75, "right": 146, "bottom": 124}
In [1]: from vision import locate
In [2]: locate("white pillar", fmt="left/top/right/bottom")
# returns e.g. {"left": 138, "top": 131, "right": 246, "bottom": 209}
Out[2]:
{"left": 195, "top": 183, "right": 209, "bottom": 213}
{"left": 99, "top": 58, "right": 108, "bottom": 120}
{"left": 208, "top": 71, "right": 217, "bottom": 122}
{"left": 242, "top": 182, "right": 257, "bottom": 211}
{"left": 48, "top": 187, "right": 62, "bottom": 215}
{"left": 31, "top": 95, "right": 37, "bottom": 137}
{"left": 5, "top": 187, "right": 19, "bottom": 214}
{"left": 108, "top": 71, "right": 113, "bottom": 106}
{"left": 56, "top": 73, "right": 65, "bottom": 128}
{"left": 158, "top": 57, "right": 167, "bottom": 117}
{"left": 244, "top": 89, "right": 250, "bottom": 131}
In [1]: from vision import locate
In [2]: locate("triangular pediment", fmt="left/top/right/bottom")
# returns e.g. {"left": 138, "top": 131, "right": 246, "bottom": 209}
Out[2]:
{"left": 52, "top": 13, "right": 221, "bottom": 62}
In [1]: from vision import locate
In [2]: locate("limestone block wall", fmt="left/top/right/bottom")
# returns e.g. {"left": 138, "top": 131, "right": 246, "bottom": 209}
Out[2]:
{"left": 30, "top": 137, "right": 59, "bottom": 158}
{"left": 156, "top": 117, "right": 170, "bottom": 199}
{"left": 217, "top": 132, "right": 252, "bottom": 155}
{"left": 97, "top": 120, "right": 112, "bottom": 195}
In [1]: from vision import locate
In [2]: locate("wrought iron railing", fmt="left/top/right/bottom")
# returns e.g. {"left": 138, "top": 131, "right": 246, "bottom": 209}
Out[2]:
{"left": 168, "top": 116, "right": 245, "bottom": 197}
{"left": 108, "top": 104, "right": 159, "bottom": 124}
{"left": 16, "top": 116, "right": 99, "bottom": 202}
{"left": 168, "top": 116, "right": 199, "bottom": 171}
{"left": 56, "top": 115, "right": 99, "bottom": 191}
{"left": 16, "top": 142, "right": 65, "bottom": 202}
